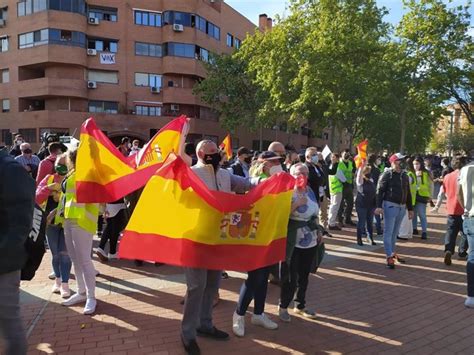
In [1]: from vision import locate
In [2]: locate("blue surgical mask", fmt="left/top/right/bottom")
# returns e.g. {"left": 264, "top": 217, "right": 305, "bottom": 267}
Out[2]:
{"left": 311, "top": 155, "right": 319, "bottom": 164}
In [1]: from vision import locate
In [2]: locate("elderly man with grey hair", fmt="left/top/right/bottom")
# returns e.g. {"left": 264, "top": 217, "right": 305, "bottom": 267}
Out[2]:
{"left": 14, "top": 142, "right": 40, "bottom": 178}
{"left": 181, "top": 139, "right": 259, "bottom": 355}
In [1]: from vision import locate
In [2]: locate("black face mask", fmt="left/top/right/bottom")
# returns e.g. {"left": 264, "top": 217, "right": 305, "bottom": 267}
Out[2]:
{"left": 204, "top": 153, "right": 221, "bottom": 170}
{"left": 244, "top": 157, "right": 252, "bottom": 164}
{"left": 23, "top": 148, "right": 32, "bottom": 154}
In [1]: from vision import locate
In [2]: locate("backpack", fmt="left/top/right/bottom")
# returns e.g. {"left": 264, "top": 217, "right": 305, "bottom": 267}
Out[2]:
{"left": 21, "top": 204, "right": 46, "bottom": 281}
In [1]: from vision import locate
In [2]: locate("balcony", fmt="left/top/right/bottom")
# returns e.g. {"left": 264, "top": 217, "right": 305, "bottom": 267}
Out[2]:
{"left": 162, "top": 56, "right": 206, "bottom": 78}
{"left": 18, "top": 77, "right": 88, "bottom": 99}
{"left": 162, "top": 87, "right": 199, "bottom": 105}
{"left": 16, "top": 45, "right": 87, "bottom": 67}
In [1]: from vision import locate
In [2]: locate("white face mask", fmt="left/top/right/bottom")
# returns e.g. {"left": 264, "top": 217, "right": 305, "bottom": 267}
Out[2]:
{"left": 311, "top": 155, "right": 319, "bottom": 164}
{"left": 269, "top": 165, "right": 283, "bottom": 176}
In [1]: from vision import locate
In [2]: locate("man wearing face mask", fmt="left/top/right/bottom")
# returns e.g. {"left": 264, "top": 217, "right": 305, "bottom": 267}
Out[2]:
{"left": 129, "top": 140, "right": 141, "bottom": 156}
{"left": 268, "top": 141, "right": 287, "bottom": 172}
{"left": 304, "top": 147, "right": 324, "bottom": 206}
{"left": 15, "top": 143, "right": 40, "bottom": 179}
{"left": 375, "top": 153, "right": 414, "bottom": 269}
{"left": 37, "top": 143, "right": 64, "bottom": 185}
{"left": 337, "top": 151, "right": 355, "bottom": 226}
{"left": 229, "top": 147, "right": 253, "bottom": 178}
{"left": 182, "top": 140, "right": 260, "bottom": 355}
{"left": 9, "top": 134, "right": 24, "bottom": 157}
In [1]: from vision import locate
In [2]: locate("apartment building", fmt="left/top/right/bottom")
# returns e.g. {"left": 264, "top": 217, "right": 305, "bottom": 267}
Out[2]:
{"left": 0, "top": 0, "right": 330, "bottom": 151}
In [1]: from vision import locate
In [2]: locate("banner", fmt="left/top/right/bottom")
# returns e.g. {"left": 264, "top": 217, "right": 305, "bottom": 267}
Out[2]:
{"left": 119, "top": 156, "right": 295, "bottom": 271}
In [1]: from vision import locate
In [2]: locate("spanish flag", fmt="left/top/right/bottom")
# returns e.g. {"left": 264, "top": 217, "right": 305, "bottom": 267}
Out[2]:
{"left": 119, "top": 155, "right": 294, "bottom": 271}
{"left": 355, "top": 139, "right": 368, "bottom": 168}
{"left": 219, "top": 134, "right": 233, "bottom": 160}
{"left": 76, "top": 116, "right": 188, "bottom": 203}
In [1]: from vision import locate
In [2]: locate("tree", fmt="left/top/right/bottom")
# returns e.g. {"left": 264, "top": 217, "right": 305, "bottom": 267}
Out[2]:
{"left": 193, "top": 53, "right": 272, "bottom": 131}
{"left": 397, "top": 0, "right": 474, "bottom": 124}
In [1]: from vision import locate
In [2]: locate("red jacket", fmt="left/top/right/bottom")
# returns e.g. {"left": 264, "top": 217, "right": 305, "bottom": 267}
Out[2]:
{"left": 443, "top": 170, "right": 463, "bottom": 216}
{"left": 36, "top": 154, "right": 57, "bottom": 186}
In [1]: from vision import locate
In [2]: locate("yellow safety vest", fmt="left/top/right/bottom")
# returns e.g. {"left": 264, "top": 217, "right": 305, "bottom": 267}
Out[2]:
{"left": 407, "top": 171, "right": 417, "bottom": 206}
{"left": 338, "top": 161, "right": 353, "bottom": 184}
{"left": 329, "top": 174, "right": 343, "bottom": 194}
{"left": 62, "top": 172, "right": 99, "bottom": 234}
{"left": 417, "top": 171, "right": 431, "bottom": 198}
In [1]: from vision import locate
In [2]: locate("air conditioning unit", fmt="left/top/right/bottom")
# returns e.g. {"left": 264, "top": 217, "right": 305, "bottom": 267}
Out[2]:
{"left": 88, "top": 17, "right": 99, "bottom": 25}
{"left": 151, "top": 86, "right": 160, "bottom": 94}
{"left": 173, "top": 24, "right": 184, "bottom": 32}
{"left": 0, "top": 19, "right": 5, "bottom": 28}
{"left": 87, "top": 48, "right": 97, "bottom": 56}
{"left": 170, "top": 104, "right": 180, "bottom": 111}
{"left": 87, "top": 81, "right": 97, "bottom": 89}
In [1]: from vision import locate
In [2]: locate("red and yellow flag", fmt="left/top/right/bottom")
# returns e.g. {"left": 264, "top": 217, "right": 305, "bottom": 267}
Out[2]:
{"left": 119, "top": 156, "right": 294, "bottom": 271}
{"left": 219, "top": 134, "right": 233, "bottom": 160}
{"left": 76, "top": 116, "right": 188, "bottom": 203}
{"left": 355, "top": 139, "right": 368, "bottom": 168}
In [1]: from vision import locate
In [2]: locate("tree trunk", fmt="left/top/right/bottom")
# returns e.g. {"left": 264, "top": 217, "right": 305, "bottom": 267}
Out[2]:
{"left": 399, "top": 108, "right": 407, "bottom": 153}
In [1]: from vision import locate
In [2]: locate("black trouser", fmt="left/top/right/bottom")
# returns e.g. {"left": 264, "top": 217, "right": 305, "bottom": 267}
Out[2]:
{"left": 99, "top": 209, "right": 127, "bottom": 255}
{"left": 97, "top": 215, "right": 104, "bottom": 234}
{"left": 444, "top": 215, "right": 464, "bottom": 253}
{"left": 338, "top": 183, "right": 354, "bottom": 223}
{"left": 279, "top": 245, "right": 317, "bottom": 310}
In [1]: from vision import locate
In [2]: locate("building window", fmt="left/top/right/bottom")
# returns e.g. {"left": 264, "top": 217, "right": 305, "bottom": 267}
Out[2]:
{"left": 226, "top": 33, "right": 233, "bottom": 47}
{"left": 0, "top": 6, "right": 7, "bottom": 20}
{"left": 88, "top": 70, "right": 118, "bottom": 84}
{"left": 134, "top": 73, "right": 162, "bottom": 88}
{"left": 164, "top": 42, "right": 196, "bottom": 58}
{"left": 206, "top": 22, "right": 220, "bottom": 40}
{"left": 0, "top": 69, "right": 8, "bottom": 83}
{"left": 18, "top": 0, "right": 86, "bottom": 16}
{"left": 1, "top": 98, "right": 9, "bottom": 112}
{"left": 88, "top": 6, "right": 117, "bottom": 22}
{"left": 18, "top": 128, "right": 37, "bottom": 143}
{"left": 199, "top": 47, "right": 209, "bottom": 62}
{"left": 235, "top": 38, "right": 241, "bottom": 49}
{"left": 39, "top": 128, "right": 69, "bottom": 137}
{"left": 135, "top": 105, "right": 161, "bottom": 116}
{"left": 0, "top": 36, "right": 8, "bottom": 52}
{"left": 87, "top": 38, "right": 117, "bottom": 52}
{"left": 134, "top": 10, "right": 162, "bottom": 27}
{"left": 163, "top": 11, "right": 192, "bottom": 26}
{"left": 88, "top": 100, "right": 118, "bottom": 114}
{"left": 19, "top": 29, "right": 85, "bottom": 49}
{"left": 135, "top": 42, "right": 162, "bottom": 57}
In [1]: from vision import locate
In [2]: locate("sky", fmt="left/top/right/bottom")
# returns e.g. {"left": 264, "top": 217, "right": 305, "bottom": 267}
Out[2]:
{"left": 225, "top": 0, "right": 473, "bottom": 28}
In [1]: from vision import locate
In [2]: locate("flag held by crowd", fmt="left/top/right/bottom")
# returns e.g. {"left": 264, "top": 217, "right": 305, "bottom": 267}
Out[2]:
{"left": 219, "top": 134, "right": 233, "bottom": 160}
{"left": 76, "top": 116, "right": 189, "bottom": 203}
{"left": 119, "top": 155, "right": 295, "bottom": 271}
{"left": 355, "top": 139, "right": 368, "bottom": 168}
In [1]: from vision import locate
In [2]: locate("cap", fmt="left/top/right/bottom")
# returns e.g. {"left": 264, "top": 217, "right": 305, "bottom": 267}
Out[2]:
{"left": 237, "top": 147, "right": 252, "bottom": 156}
{"left": 258, "top": 151, "right": 282, "bottom": 161}
{"left": 389, "top": 153, "right": 406, "bottom": 164}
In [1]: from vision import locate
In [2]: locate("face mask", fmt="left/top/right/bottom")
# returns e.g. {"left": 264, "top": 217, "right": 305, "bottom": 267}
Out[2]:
{"left": 244, "top": 157, "right": 252, "bottom": 164}
{"left": 23, "top": 148, "right": 32, "bottom": 154}
{"left": 311, "top": 155, "right": 319, "bottom": 164}
{"left": 133, "top": 145, "right": 139, "bottom": 149}
{"left": 16, "top": 140, "right": 24, "bottom": 145}
{"left": 295, "top": 174, "right": 307, "bottom": 189}
{"left": 269, "top": 164, "right": 283, "bottom": 176}
{"left": 204, "top": 153, "right": 221, "bottom": 170}
{"left": 55, "top": 164, "right": 68, "bottom": 176}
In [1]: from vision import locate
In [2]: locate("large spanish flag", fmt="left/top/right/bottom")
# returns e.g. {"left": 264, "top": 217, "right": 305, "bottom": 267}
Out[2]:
{"left": 76, "top": 116, "right": 188, "bottom": 203}
{"left": 354, "top": 139, "right": 368, "bottom": 168}
{"left": 219, "top": 134, "right": 232, "bottom": 160}
{"left": 119, "top": 156, "right": 294, "bottom": 271}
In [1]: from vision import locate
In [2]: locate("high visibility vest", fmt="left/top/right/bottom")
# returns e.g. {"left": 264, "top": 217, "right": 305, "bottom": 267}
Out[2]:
{"left": 417, "top": 171, "right": 431, "bottom": 198}
{"left": 62, "top": 172, "right": 99, "bottom": 234}
{"left": 338, "top": 161, "right": 353, "bottom": 184}
{"left": 407, "top": 171, "right": 417, "bottom": 206}
{"left": 329, "top": 174, "right": 343, "bottom": 194}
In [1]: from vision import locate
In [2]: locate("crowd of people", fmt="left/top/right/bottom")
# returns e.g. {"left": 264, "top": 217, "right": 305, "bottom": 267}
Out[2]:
{"left": 1, "top": 132, "right": 473, "bottom": 355}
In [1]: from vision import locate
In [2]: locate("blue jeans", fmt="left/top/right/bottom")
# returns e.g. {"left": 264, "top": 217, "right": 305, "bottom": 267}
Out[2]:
{"left": 383, "top": 201, "right": 406, "bottom": 257}
{"left": 236, "top": 266, "right": 270, "bottom": 316}
{"left": 464, "top": 217, "right": 474, "bottom": 297}
{"left": 374, "top": 212, "right": 383, "bottom": 235}
{"left": 444, "top": 215, "right": 464, "bottom": 253}
{"left": 412, "top": 202, "right": 428, "bottom": 233}
{"left": 46, "top": 224, "right": 71, "bottom": 283}
{"left": 356, "top": 205, "right": 373, "bottom": 239}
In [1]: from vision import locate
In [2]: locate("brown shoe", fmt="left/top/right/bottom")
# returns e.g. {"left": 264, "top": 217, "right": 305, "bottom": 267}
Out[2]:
{"left": 393, "top": 254, "right": 406, "bottom": 264}
{"left": 386, "top": 257, "right": 395, "bottom": 269}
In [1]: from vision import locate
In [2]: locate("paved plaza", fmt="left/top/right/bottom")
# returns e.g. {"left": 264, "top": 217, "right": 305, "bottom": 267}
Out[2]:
{"left": 15, "top": 207, "right": 474, "bottom": 355}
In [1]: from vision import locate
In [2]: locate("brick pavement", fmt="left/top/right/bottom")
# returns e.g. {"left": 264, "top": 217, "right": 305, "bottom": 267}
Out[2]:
{"left": 5, "top": 207, "right": 474, "bottom": 355}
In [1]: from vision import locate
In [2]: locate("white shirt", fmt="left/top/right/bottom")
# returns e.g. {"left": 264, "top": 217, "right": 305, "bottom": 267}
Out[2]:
{"left": 459, "top": 163, "right": 474, "bottom": 217}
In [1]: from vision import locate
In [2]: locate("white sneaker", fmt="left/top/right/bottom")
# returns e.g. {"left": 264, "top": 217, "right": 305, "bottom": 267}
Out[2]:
{"left": 232, "top": 311, "right": 245, "bottom": 337}
{"left": 430, "top": 207, "right": 439, "bottom": 213}
{"left": 108, "top": 252, "right": 118, "bottom": 260}
{"left": 294, "top": 307, "right": 317, "bottom": 319}
{"left": 251, "top": 313, "right": 278, "bottom": 330}
{"left": 465, "top": 297, "right": 474, "bottom": 308}
{"left": 48, "top": 271, "right": 56, "bottom": 280}
{"left": 95, "top": 247, "right": 108, "bottom": 262}
{"left": 60, "top": 283, "right": 71, "bottom": 298}
{"left": 52, "top": 278, "right": 61, "bottom": 294}
{"left": 83, "top": 298, "right": 97, "bottom": 315}
{"left": 278, "top": 306, "right": 291, "bottom": 323}
{"left": 62, "top": 293, "right": 87, "bottom": 306}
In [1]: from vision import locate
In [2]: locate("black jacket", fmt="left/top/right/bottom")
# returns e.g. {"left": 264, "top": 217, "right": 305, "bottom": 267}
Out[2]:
{"left": 305, "top": 162, "right": 324, "bottom": 204}
{"left": 0, "top": 147, "right": 35, "bottom": 274}
{"left": 230, "top": 161, "right": 247, "bottom": 177}
{"left": 376, "top": 168, "right": 413, "bottom": 210}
